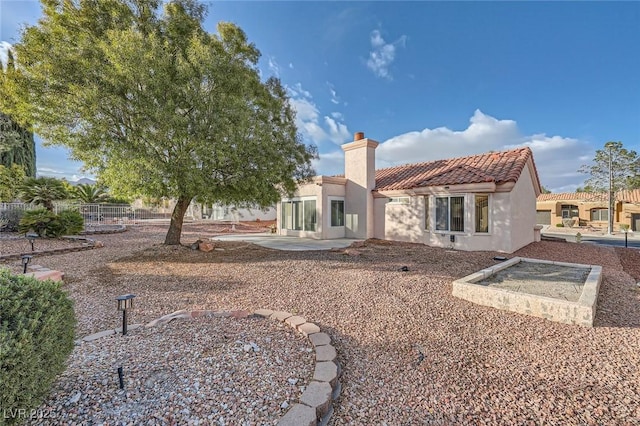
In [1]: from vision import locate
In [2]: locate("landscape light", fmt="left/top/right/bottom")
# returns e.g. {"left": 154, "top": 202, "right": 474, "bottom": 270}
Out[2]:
{"left": 26, "top": 232, "right": 37, "bottom": 251}
{"left": 115, "top": 294, "right": 136, "bottom": 335}
{"left": 21, "top": 255, "right": 32, "bottom": 274}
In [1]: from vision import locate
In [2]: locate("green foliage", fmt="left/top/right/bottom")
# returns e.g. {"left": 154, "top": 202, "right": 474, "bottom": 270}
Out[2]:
{"left": 0, "top": 48, "right": 36, "bottom": 178}
{"left": 578, "top": 141, "right": 640, "bottom": 192}
{"left": 56, "top": 209, "right": 84, "bottom": 235}
{"left": 0, "top": 164, "right": 26, "bottom": 202}
{"left": 0, "top": 209, "right": 24, "bottom": 232}
{"left": 556, "top": 223, "right": 565, "bottom": 227}
{"left": 18, "top": 208, "right": 63, "bottom": 237}
{"left": 18, "top": 208, "right": 84, "bottom": 237}
{"left": 1, "top": 0, "right": 316, "bottom": 245}
{"left": 0, "top": 269, "right": 76, "bottom": 424}
{"left": 72, "top": 183, "right": 109, "bottom": 203}
{"left": 19, "top": 177, "right": 68, "bottom": 211}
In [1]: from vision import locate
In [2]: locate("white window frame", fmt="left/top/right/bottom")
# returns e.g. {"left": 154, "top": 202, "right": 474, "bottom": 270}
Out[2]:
{"left": 424, "top": 195, "right": 430, "bottom": 231}
{"left": 328, "top": 196, "right": 345, "bottom": 228}
{"left": 388, "top": 196, "right": 410, "bottom": 204}
{"left": 435, "top": 195, "right": 465, "bottom": 233}
{"left": 473, "top": 194, "right": 490, "bottom": 235}
{"left": 281, "top": 196, "right": 317, "bottom": 231}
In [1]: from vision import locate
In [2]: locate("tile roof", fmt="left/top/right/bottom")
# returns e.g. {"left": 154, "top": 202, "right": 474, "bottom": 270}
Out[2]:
{"left": 374, "top": 147, "right": 537, "bottom": 191}
{"left": 537, "top": 189, "right": 640, "bottom": 204}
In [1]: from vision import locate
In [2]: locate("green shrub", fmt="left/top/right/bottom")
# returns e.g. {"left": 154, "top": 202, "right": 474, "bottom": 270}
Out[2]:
{"left": 556, "top": 223, "right": 565, "bottom": 227}
{"left": 57, "top": 210, "right": 84, "bottom": 235}
{"left": 18, "top": 209, "right": 64, "bottom": 237}
{"left": 0, "top": 269, "right": 76, "bottom": 424}
{"left": 0, "top": 209, "right": 24, "bottom": 232}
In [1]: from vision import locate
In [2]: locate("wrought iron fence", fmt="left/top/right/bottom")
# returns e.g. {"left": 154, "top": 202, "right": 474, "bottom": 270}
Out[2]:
{"left": 0, "top": 202, "right": 197, "bottom": 226}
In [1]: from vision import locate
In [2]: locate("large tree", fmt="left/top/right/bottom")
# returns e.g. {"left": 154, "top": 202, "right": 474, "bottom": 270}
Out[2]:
{"left": 0, "top": 49, "right": 36, "bottom": 177}
{"left": 578, "top": 141, "right": 640, "bottom": 192}
{"left": 0, "top": 0, "right": 316, "bottom": 244}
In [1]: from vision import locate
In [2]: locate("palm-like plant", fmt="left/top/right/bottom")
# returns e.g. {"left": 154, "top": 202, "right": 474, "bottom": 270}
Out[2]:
{"left": 72, "top": 183, "right": 109, "bottom": 203}
{"left": 19, "top": 177, "right": 68, "bottom": 211}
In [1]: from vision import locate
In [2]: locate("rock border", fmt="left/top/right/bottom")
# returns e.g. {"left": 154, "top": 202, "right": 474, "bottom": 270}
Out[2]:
{"left": 0, "top": 236, "right": 103, "bottom": 261}
{"left": 77, "top": 308, "right": 341, "bottom": 426}
{"left": 80, "top": 224, "right": 127, "bottom": 235}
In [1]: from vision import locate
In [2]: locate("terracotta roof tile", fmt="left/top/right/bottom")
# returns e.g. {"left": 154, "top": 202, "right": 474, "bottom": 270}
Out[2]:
{"left": 374, "top": 147, "right": 536, "bottom": 191}
{"left": 537, "top": 189, "right": 640, "bottom": 203}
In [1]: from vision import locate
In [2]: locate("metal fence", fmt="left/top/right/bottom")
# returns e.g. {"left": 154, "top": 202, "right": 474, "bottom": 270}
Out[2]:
{"left": 0, "top": 202, "right": 196, "bottom": 225}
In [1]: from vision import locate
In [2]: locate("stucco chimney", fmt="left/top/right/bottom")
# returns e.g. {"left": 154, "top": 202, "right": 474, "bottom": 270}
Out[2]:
{"left": 341, "top": 132, "right": 379, "bottom": 239}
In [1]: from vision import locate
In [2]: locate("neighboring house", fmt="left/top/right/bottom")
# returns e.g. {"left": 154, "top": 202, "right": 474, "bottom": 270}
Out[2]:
{"left": 536, "top": 190, "right": 640, "bottom": 231}
{"left": 277, "top": 132, "right": 542, "bottom": 253}
{"left": 130, "top": 199, "right": 276, "bottom": 222}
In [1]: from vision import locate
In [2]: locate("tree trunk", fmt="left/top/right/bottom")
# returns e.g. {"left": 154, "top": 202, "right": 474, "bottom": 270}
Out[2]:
{"left": 164, "top": 194, "right": 192, "bottom": 245}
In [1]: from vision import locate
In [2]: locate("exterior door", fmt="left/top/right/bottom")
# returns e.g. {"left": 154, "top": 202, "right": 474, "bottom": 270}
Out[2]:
{"left": 633, "top": 214, "right": 640, "bottom": 232}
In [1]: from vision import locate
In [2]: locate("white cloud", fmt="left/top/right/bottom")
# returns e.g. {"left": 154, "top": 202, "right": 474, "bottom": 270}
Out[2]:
{"left": 366, "top": 30, "right": 407, "bottom": 80}
{"left": 324, "top": 116, "right": 350, "bottom": 145}
{"left": 0, "top": 41, "right": 12, "bottom": 69}
{"left": 268, "top": 56, "right": 280, "bottom": 77}
{"left": 287, "top": 82, "right": 312, "bottom": 99}
{"left": 312, "top": 150, "right": 345, "bottom": 177}
{"left": 327, "top": 82, "right": 341, "bottom": 104}
{"left": 376, "top": 110, "right": 592, "bottom": 192}
{"left": 288, "top": 83, "right": 350, "bottom": 147}
{"left": 289, "top": 63, "right": 294, "bottom": 69}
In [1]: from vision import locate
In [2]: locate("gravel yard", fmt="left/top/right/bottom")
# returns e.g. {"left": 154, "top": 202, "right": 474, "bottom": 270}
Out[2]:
{"left": 2, "top": 225, "right": 640, "bottom": 424}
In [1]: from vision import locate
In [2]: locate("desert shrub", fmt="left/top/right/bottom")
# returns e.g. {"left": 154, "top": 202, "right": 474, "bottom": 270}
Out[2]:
{"left": 18, "top": 209, "right": 64, "bottom": 237}
{"left": 0, "top": 209, "right": 24, "bottom": 232}
{"left": 556, "top": 223, "right": 565, "bottom": 227}
{"left": 0, "top": 269, "right": 76, "bottom": 425}
{"left": 57, "top": 210, "right": 84, "bottom": 235}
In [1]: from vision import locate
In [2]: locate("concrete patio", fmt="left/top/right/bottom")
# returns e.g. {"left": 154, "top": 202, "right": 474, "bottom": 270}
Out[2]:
{"left": 211, "top": 234, "right": 361, "bottom": 251}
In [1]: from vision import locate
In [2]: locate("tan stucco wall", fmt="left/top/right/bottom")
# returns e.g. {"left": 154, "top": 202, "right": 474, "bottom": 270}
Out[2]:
{"left": 277, "top": 181, "right": 348, "bottom": 239}
{"left": 373, "top": 198, "right": 387, "bottom": 239}
{"left": 343, "top": 139, "right": 377, "bottom": 239}
{"left": 508, "top": 165, "right": 537, "bottom": 252}
{"left": 379, "top": 164, "right": 538, "bottom": 253}
{"left": 380, "top": 189, "right": 520, "bottom": 252}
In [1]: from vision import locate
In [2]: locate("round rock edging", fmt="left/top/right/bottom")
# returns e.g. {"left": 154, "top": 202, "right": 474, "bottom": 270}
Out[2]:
{"left": 78, "top": 308, "right": 341, "bottom": 426}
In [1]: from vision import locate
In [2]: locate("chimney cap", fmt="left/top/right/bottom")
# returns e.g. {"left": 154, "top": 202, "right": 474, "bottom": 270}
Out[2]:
{"left": 354, "top": 132, "right": 365, "bottom": 141}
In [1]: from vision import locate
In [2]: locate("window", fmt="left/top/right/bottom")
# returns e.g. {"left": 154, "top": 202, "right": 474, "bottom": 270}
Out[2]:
{"left": 304, "top": 200, "right": 317, "bottom": 231}
{"left": 424, "top": 196, "right": 429, "bottom": 230}
{"left": 475, "top": 195, "right": 489, "bottom": 233}
{"left": 561, "top": 204, "right": 579, "bottom": 219}
{"left": 281, "top": 198, "right": 317, "bottom": 231}
{"left": 331, "top": 200, "right": 344, "bottom": 226}
{"left": 389, "top": 196, "right": 410, "bottom": 204}
{"left": 436, "top": 196, "right": 464, "bottom": 232}
{"left": 590, "top": 208, "right": 608, "bottom": 221}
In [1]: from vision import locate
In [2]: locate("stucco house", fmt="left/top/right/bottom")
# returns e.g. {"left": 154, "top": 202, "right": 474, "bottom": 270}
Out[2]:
{"left": 536, "top": 190, "right": 640, "bottom": 231}
{"left": 277, "top": 132, "right": 543, "bottom": 253}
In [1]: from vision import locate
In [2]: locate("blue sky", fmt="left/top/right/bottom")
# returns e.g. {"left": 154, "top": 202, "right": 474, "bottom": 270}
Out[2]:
{"left": 1, "top": 1, "right": 639, "bottom": 192}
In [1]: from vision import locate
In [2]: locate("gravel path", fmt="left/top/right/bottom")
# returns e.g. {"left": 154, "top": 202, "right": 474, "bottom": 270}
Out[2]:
{"left": 3, "top": 225, "right": 640, "bottom": 424}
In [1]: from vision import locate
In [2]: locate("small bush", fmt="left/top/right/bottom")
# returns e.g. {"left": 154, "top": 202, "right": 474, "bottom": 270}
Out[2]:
{"left": 18, "top": 209, "right": 84, "bottom": 237}
{"left": 57, "top": 210, "right": 84, "bottom": 235}
{"left": 0, "top": 269, "right": 76, "bottom": 424}
{"left": 18, "top": 209, "right": 64, "bottom": 237}
{"left": 556, "top": 223, "right": 565, "bottom": 227}
{"left": 0, "top": 209, "right": 25, "bottom": 233}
